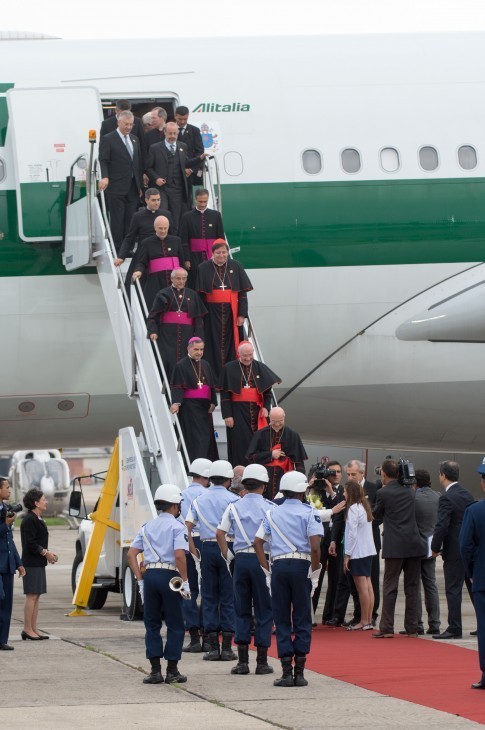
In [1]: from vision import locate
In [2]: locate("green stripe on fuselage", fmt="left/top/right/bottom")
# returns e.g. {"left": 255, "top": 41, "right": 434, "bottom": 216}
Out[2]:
{"left": 2, "top": 177, "right": 485, "bottom": 276}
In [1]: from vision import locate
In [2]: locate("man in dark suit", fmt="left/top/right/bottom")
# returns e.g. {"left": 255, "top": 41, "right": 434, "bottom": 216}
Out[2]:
{"left": 98, "top": 111, "right": 144, "bottom": 253}
{"left": 146, "top": 122, "right": 206, "bottom": 235}
{"left": 431, "top": 460, "right": 475, "bottom": 639}
{"left": 145, "top": 107, "right": 167, "bottom": 148}
{"left": 100, "top": 99, "right": 147, "bottom": 156}
{"left": 460, "top": 459, "right": 485, "bottom": 689}
{"left": 0, "top": 477, "right": 25, "bottom": 650}
{"left": 372, "top": 459, "right": 427, "bottom": 638}
{"left": 175, "top": 105, "right": 205, "bottom": 191}
{"left": 411, "top": 469, "right": 441, "bottom": 635}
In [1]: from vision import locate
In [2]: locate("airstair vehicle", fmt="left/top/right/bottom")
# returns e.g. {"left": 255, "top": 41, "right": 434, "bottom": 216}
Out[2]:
{"left": 8, "top": 450, "right": 70, "bottom": 517}
{"left": 7, "top": 86, "right": 273, "bottom": 616}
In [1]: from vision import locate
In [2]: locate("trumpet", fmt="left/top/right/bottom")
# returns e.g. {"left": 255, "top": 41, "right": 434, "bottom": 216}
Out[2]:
{"left": 169, "top": 576, "right": 191, "bottom": 600}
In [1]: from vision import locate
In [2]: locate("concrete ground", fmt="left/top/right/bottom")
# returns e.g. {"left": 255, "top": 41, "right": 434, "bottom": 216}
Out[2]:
{"left": 2, "top": 525, "right": 482, "bottom": 728}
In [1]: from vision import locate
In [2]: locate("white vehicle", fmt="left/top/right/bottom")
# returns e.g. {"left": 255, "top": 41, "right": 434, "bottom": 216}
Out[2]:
{"left": 8, "top": 449, "right": 70, "bottom": 516}
{"left": 1, "top": 30, "right": 485, "bottom": 454}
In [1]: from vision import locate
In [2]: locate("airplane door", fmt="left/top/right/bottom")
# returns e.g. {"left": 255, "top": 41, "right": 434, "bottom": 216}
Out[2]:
{"left": 7, "top": 86, "right": 102, "bottom": 243}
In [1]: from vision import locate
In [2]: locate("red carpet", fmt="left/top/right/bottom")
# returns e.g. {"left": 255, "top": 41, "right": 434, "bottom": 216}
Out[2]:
{"left": 267, "top": 627, "right": 485, "bottom": 725}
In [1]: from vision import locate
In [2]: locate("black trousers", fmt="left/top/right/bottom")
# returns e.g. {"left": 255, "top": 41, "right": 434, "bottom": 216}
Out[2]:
{"left": 312, "top": 539, "right": 342, "bottom": 620}
{"left": 107, "top": 180, "right": 140, "bottom": 253}
{"left": 380, "top": 557, "right": 421, "bottom": 634}
{"left": 164, "top": 186, "right": 188, "bottom": 236}
{"left": 443, "top": 557, "right": 473, "bottom": 635}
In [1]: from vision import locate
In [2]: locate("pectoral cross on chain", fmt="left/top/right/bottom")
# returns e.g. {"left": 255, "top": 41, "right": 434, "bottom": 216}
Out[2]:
{"left": 219, "top": 282, "right": 227, "bottom": 290}
{"left": 197, "top": 380, "right": 203, "bottom": 389}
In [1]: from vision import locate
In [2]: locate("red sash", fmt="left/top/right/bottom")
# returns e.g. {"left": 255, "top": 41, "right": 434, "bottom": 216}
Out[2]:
{"left": 190, "top": 238, "right": 215, "bottom": 258}
{"left": 205, "top": 289, "right": 240, "bottom": 353}
{"left": 267, "top": 444, "right": 294, "bottom": 473}
{"left": 161, "top": 312, "right": 193, "bottom": 325}
{"left": 148, "top": 256, "right": 179, "bottom": 274}
{"left": 231, "top": 388, "right": 267, "bottom": 429}
{"left": 184, "top": 385, "right": 211, "bottom": 399}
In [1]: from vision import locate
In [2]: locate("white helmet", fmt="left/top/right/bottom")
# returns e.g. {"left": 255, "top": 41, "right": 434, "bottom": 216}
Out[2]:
{"left": 279, "top": 471, "right": 308, "bottom": 493}
{"left": 209, "top": 460, "right": 234, "bottom": 479}
{"left": 154, "top": 484, "right": 183, "bottom": 504}
{"left": 241, "top": 464, "right": 269, "bottom": 484}
{"left": 188, "top": 458, "right": 212, "bottom": 478}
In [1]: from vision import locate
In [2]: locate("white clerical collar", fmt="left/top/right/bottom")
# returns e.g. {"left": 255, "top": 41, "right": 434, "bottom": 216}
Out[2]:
{"left": 196, "top": 207, "right": 207, "bottom": 213}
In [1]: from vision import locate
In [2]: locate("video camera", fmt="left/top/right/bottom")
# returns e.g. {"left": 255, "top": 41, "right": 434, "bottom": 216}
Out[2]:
{"left": 5, "top": 503, "right": 22, "bottom": 518}
{"left": 397, "top": 459, "right": 416, "bottom": 487}
{"left": 310, "top": 460, "right": 338, "bottom": 491}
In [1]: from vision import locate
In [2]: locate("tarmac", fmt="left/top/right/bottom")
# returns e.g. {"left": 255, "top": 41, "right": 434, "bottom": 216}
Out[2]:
{"left": 2, "top": 525, "right": 482, "bottom": 729}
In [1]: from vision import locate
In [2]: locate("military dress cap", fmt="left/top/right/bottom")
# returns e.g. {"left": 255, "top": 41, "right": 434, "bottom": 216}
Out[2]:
{"left": 477, "top": 457, "right": 485, "bottom": 476}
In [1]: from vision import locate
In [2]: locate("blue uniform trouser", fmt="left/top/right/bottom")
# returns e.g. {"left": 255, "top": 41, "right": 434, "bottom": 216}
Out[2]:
{"left": 233, "top": 553, "right": 273, "bottom": 646}
{"left": 183, "top": 535, "right": 203, "bottom": 630}
{"left": 143, "top": 568, "right": 185, "bottom": 661}
{"left": 201, "top": 541, "right": 234, "bottom": 632}
{"left": 0, "top": 573, "right": 14, "bottom": 644}
{"left": 271, "top": 559, "right": 312, "bottom": 658}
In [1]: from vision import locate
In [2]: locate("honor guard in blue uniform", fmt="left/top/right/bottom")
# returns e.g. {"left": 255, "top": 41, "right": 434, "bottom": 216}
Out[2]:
{"left": 0, "top": 477, "right": 25, "bottom": 650}
{"left": 254, "top": 471, "right": 323, "bottom": 687}
{"left": 186, "top": 460, "right": 239, "bottom": 661}
{"left": 216, "top": 464, "right": 275, "bottom": 675}
{"left": 180, "top": 458, "right": 212, "bottom": 653}
{"left": 128, "top": 484, "right": 190, "bottom": 685}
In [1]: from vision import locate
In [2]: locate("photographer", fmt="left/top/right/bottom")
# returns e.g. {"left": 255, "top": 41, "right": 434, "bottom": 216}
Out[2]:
{"left": 0, "top": 476, "right": 25, "bottom": 650}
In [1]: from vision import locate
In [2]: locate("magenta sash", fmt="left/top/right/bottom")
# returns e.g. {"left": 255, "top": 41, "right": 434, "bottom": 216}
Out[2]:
{"left": 190, "top": 238, "right": 215, "bottom": 258}
{"left": 184, "top": 385, "right": 211, "bottom": 399}
{"left": 161, "top": 312, "right": 193, "bottom": 325}
{"left": 148, "top": 256, "right": 179, "bottom": 274}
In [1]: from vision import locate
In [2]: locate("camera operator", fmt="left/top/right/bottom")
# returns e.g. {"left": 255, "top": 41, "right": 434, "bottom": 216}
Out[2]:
{"left": 0, "top": 476, "right": 25, "bottom": 650}
{"left": 307, "top": 460, "right": 346, "bottom": 620}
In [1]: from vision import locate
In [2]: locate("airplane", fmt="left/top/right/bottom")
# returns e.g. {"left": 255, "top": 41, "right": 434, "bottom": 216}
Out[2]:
{"left": 1, "top": 29, "right": 485, "bottom": 454}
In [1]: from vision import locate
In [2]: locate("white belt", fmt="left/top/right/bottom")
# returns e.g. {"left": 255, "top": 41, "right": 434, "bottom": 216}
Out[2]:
{"left": 236, "top": 546, "right": 256, "bottom": 554}
{"left": 145, "top": 562, "right": 176, "bottom": 570}
{"left": 273, "top": 552, "right": 311, "bottom": 562}
{"left": 202, "top": 537, "right": 233, "bottom": 542}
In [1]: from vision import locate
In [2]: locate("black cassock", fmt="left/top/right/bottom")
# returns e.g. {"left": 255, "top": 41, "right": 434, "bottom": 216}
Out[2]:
{"left": 147, "top": 286, "right": 207, "bottom": 379}
{"left": 219, "top": 359, "right": 281, "bottom": 467}
{"left": 171, "top": 355, "right": 219, "bottom": 461}
{"left": 196, "top": 259, "right": 253, "bottom": 379}
{"left": 134, "top": 234, "right": 186, "bottom": 310}
{"left": 179, "top": 208, "right": 224, "bottom": 288}
{"left": 246, "top": 426, "right": 307, "bottom": 500}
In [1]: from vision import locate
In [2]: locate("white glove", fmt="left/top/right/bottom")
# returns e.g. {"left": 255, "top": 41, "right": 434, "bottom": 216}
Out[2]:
{"left": 191, "top": 549, "right": 202, "bottom": 591}
{"left": 137, "top": 579, "right": 145, "bottom": 605}
{"left": 221, "top": 548, "right": 235, "bottom": 575}
{"left": 308, "top": 563, "right": 322, "bottom": 599}
{"left": 180, "top": 580, "right": 191, "bottom": 600}
{"left": 261, "top": 566, "right": 272, "bottom": 596}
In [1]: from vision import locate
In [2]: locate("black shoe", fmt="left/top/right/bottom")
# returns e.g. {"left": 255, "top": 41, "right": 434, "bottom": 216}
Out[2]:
{"left": 325, "top": 618, "right": 343, "bottom": 627}
{"left": 220, "top": 631, "right": 237, "bottom": 661}
{"left": 426, "top": 628, "right": 441, "bottom": 635}
{"left": 231, "top": 644, "right": 250, "bottom": 675}
{"left": 201, "top": 634, "right": 211, "bottom": 653}
{"left": 0, "top": 643, "right": 14, "bottom": 651}
{"left": 203, "top": 632, "right": 220, "bottom": 661}
{"left": 37, "top": 635, "right": 50, "bottom": 640}
{"left": 470, "top": 630, "right": 478, "bottom": 636}
{"left": 294, "top": 655, "right": 308, "bottom": 687}
{"left": 471, "top": 682, "right": 485, "bottom": 690}
{"left": 183, "top": 628, "right": 202, "bottom": 653}
{"left": 399, "top": 629, "right": 424, "bottom": 636}
{"left": 165, "top": 661, "right": 187, "bottom": 684}
{"left": 21, "top": 631, "right": 42, "bottom": 641}
{"left": 255, "top": 646, "right": 274, "bottom": 675}
{"left": 433, "top": 631, "right": 462, "bottom": 640}
{"left": 143, "top": 671, "right": 164, "bottom": 684}
{"left": 342, "top": 619, "right": 360, "bottom": 628}
{"left": 274, "top": 656, "right": 294, "bottom": 687}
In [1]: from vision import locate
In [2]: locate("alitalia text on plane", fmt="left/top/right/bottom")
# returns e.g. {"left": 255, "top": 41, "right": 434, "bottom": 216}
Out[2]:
{"left": 192, "top": 102, "right": 250, "bottom": 112}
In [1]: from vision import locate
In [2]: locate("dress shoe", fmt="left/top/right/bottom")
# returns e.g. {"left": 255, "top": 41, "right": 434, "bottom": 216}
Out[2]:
{"left": 426, "top": 628, "right": 441, "bottom": 635}
{"left": 399, "top": 629, "right": 423, "bottom": 636}
{"left": 37, "top": 635, "right": 50, "bottom": 640}
{"left": 0, "top": 643, "right": 14, "bottom": 651}
{"left": 470, "top": 630, "right": 478, "bottom": 636}
{"left": 21, "top": 631, "right": 42, "bottom": 641}
{"left": 325, "top": 618, "right": 343, "bottom": 627}
{"left": 432, "top": 631, "right": 462, "bottom": 640}
{"left": 342, "top": 618, "right": 360, "bottom": 628}
{"left": 372, "top": 631, "right": 394, "bottom": 638}
{"left": 142, "top": 671, "right": 164, "bottom": 684}
{"left": 471, "top": 682, "right": 485, "bottom": 690}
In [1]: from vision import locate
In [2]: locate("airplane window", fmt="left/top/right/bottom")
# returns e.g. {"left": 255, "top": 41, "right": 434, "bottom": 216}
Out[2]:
{"left": 458, "top": 145, "right": 477, "bottom": 170}
{"left": 0, "top": 159, "right": 5, "bottom": 182}
{"left": 341, "top": 148, "right": 361, "bottom": 173}
{"left": 302, "top": 149, "right": 322, "bottom": 174}
{"left": 223, "top": 151, "right": 243, "bottom": 176}
{"left": 380, "top": 147, "right": 400, "bottom": 173}
{"left": 419, "top": 146, "right": 439, "bottom": 171}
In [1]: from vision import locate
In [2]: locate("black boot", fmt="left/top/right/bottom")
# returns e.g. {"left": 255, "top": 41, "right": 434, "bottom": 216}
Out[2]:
{"left": 183, "top": 627, "right": 202, "bottom": 653}
{"left": 294, "top": 655, "right": 308, "bottom": 687}
{"left": 203, "top": 632, "right": 221, "bottom": 661}
{"left": 220, "top": 631, "right": 237, "bottom": 661}
{"left": 165, "top": 659, "right": 187, "bottom": 684}
{"left": 201, "top": 632, "right": 210, "bottom": 653}
{"left": 273, "top": 656, "right": 294, "bottom": 687}
{"left": 143, "top": 658, "right": 163, "bottom": 684}
{"left": 255, "top": 645, "right": 273, "bottom": 675}
{"left": 231, "top": 644, "right": 250, "bottom": 674}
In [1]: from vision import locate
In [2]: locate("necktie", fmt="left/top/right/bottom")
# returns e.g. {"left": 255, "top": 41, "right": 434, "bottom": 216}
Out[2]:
{"left": 179, "top": 127, "right": 185, "bottom": 137}
{"left": 170, "top": 143, "right": 175, "bottom": 155}
{"left": 124, "top": 135, "right": 133, "bottom": 158}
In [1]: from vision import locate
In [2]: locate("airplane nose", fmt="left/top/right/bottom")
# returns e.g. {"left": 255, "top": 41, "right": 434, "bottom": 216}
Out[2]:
{"left": 396, "top": 281, "right": 485, "bottom": 342}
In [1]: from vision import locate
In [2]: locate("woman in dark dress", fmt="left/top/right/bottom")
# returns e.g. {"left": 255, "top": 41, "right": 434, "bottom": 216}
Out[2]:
{"left": 20, "top": 489, "right": 57, "bottom": 640}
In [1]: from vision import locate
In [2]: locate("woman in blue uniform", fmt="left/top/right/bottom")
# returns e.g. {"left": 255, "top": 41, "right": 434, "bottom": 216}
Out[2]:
{"left": 254, "top": 471, "right": 323, "bottom": 687}
{"left": 127, "top": 483, "right": 190, "bottom": 685}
